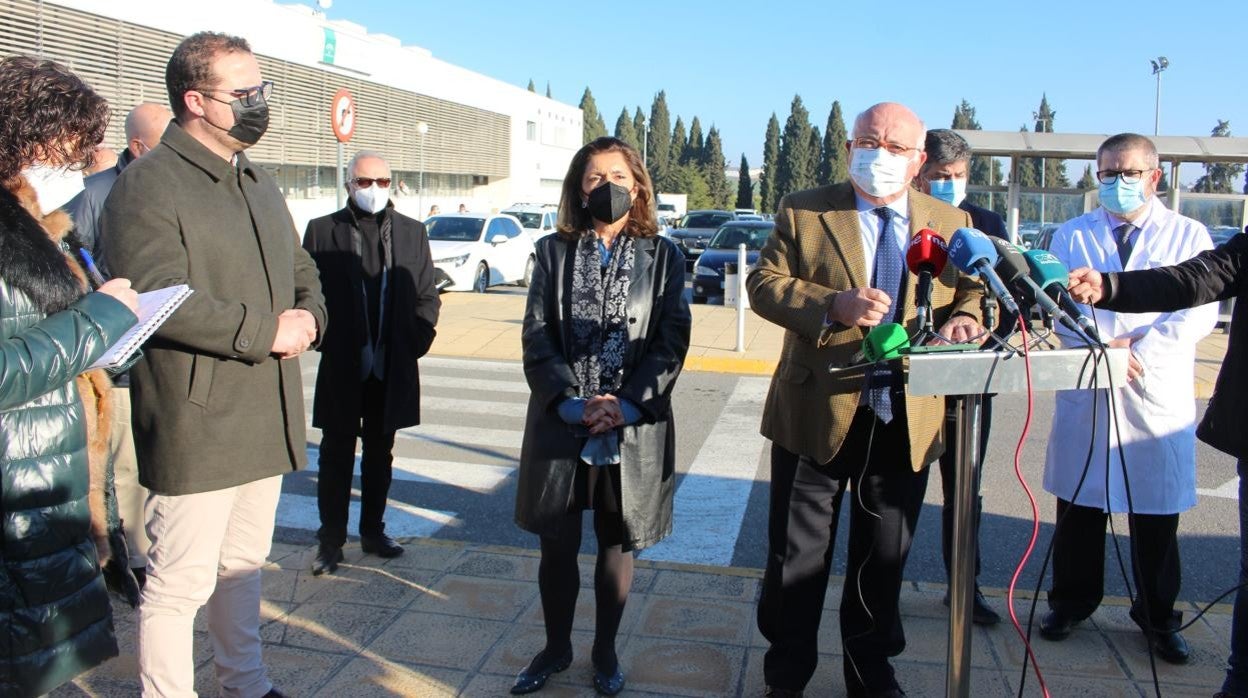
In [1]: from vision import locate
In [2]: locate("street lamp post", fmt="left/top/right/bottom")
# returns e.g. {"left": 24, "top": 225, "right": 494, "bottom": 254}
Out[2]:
{"left": 416, "top": 121, "right": 429, "bottom": 215}
{"left": 1151, "top": 56, "right": 1169, "bottom": 136}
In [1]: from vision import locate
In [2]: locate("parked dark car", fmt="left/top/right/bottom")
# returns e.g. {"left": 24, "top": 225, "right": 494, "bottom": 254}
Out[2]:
{"left": 670, "top": 210, "right": 736, "bottom": 264}
{"left": 691, "top": 221, "right": 773, "bottom": 303}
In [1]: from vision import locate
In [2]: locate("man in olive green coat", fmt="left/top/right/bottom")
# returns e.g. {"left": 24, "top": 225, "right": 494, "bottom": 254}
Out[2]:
{"left": 101, "top": 32, "right": 326, "bottom": 698}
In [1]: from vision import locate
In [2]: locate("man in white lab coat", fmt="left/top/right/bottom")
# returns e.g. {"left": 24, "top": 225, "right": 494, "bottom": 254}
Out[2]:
{"left": 1039, "top": 133, "right": 1217, "bottom": 664}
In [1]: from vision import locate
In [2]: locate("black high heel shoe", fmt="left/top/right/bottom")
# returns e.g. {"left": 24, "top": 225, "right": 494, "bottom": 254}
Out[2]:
{"left": 510, "top": 647, "right": 573, "bottom": 695}
{"left": 592, "top": 662, "right": 625, "bottom": 696}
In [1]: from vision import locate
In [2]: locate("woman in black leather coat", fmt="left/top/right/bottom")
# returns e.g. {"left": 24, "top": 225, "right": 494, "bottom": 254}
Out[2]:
{"left": 511, "top": 137, "right": 691, "bottom": 695}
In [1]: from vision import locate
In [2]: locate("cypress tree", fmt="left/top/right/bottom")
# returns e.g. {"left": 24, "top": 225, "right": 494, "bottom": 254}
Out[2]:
{"left": 951, "top": 99, "right": 1002, "bottom": 212}
{"left": 614, "top": 107, "right": 639, "bottom": 149}
{"left": 737, "top": 154, "right": 754, "bottom": 210}
{"left": 527, "top": 79, "right": 536, "bottom": 92}
{"left": 1077, "top": 164, "right": 1096, "bottom": 190}
{"left": 759, "top": 113, "right": 781, "bottom": 213}
{"left": 671, "top": 117, "right": 687, "bottom": 170}
{"left": 648, "top": 91, "right": 672, "bottom": 192}
{"left": 703, "top": 126, "right": 731, "bottom": 209}
{"left": 633, "top": 107, "right": 646, "bottom": 160}
{"left": 579, "top": 87, "right": 607, "bottom": 144}
{"left": 684, "top": 116, "right": 704, "bottom": 166}
{"left": 1194, "top": 120, "right": 1244, "bottom": 193}
{"left": 807, "top": 125, "right": 822, "bottom": 188}
{"left": 545, "top": 82, "right": 552, "bottom": 99}
{"left": 817, "top": 101, "right": 848, "bottom": 186}
{"left": 776, "top": 95, "right": 814, "bottom": 200}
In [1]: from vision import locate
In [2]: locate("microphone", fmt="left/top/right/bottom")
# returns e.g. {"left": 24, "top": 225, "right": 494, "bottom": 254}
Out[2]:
{"left": 1022, "top": 249, "right": 1104, "bottom": 345}
{"left": 851, "top": 322, "right": 910, "bottom": 364}
{"left": 946, "top": 228, "right": 1022, "bottom": 318}
{"left": 905, "top": 228, "right": 948, "bottom": 334}
{"left": 991, "top": 237, "right": 1075, "bottom": 331}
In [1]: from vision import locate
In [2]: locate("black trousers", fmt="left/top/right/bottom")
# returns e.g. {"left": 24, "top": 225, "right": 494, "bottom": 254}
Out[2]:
{"left": 317, "top": 377, "right": 397, "bottom": 546}
{"left": 758, "top": 407, "right": 929, "bottom": 693}
{"left": 937, "top": 394, "right": 993, "bottom": 581}
{"left": 1048, "top": 497, "right": 1182, "bottom": 632}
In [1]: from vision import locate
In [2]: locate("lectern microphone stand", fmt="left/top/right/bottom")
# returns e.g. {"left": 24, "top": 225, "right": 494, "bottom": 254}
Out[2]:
{"left": 902, "top": 347, "right": 1128, "bottom": 698}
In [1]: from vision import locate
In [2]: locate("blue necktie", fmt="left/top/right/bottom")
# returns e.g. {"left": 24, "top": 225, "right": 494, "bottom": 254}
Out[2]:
{"left": 1115, "top": 223, "right": 1135, "bottom": 267}
{"left": 868, "top": 207, "right": 904, "bottom": 423}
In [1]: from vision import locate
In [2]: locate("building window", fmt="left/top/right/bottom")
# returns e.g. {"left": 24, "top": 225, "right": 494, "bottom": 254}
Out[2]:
{"left": 526, "top": 121, "right": 537, "bottom": 141}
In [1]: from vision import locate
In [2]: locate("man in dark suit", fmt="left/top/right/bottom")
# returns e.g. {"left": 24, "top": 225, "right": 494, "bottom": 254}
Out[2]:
{"left": 748, "top": 103, "right": 984, "bottom": 698}
{"left": 303, "top": 150, "right": 441, "bottom": 574}
{"left": 914, "top": 128, "right": 1010, "bottom": 626}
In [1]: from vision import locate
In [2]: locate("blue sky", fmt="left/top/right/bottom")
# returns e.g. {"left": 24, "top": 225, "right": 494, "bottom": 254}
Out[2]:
{"left": 325, "top": 0, "right": 1246, "bottom": 177}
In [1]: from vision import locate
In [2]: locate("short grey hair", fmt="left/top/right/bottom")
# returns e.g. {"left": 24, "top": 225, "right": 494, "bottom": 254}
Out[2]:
{"left": 348, "top": 149, "right": 390, "bottom": 176}
{"left": 924, "top": 129, "right": 972, "bottom": 165}
{"left": 1097, "top": 133, "right": 1160, "bottom": 169}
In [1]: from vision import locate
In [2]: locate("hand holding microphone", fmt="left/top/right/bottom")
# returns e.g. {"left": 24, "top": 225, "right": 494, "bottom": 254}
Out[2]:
{"left": 1066, "top": 267, "right": 1105, "bottom": 305}
{"left": 1022, "top": 250, "right": 1104, "bottom": 345}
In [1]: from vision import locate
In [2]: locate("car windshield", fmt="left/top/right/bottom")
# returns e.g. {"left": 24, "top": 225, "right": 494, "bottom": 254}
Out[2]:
{"left": 681, "top": 213, "right": 732, "bottom": 229}
{"left": 709, "top": 225, "right": 772, "bottom": 250}
{"left": 426, "top": 217, "right": 484, "bottom": 242}
{"left": 505, "top": 211, "right": 542, "bottom": 228}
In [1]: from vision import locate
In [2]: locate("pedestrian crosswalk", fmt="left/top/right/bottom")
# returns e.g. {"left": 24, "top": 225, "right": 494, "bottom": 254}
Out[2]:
{"left": 277, "top": 356, "right": 771, "bottom": 566}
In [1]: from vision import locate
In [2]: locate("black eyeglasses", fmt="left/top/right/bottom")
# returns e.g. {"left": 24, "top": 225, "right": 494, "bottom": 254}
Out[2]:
{"left": 1096, "top": 169, "right": 1153, "bottom": 185}
{"left": 196, "top": 80, "right": 274, "bottom": 107}
{"left": 352, "top": 177, "right": 392, "bottom": 188}
{"left": 851, "top": 137, "right": 920, "bottom": 156}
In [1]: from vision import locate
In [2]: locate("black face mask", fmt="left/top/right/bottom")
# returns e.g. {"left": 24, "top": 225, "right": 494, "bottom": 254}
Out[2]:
{"left": 204, "top": 94, "right": 270, "bottom": 146}
{"left": 585, "top": 181, "right": 632, "bottom": 224}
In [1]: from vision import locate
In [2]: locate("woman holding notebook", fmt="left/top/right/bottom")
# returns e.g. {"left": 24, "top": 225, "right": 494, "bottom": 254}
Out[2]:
{"left": 0, "top": 55, "right": 140, "bottom": 697}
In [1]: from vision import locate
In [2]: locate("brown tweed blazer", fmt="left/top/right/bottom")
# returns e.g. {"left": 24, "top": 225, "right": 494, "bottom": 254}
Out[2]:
{"left": 746, "top": 182, "right": 983, "bottom": 471}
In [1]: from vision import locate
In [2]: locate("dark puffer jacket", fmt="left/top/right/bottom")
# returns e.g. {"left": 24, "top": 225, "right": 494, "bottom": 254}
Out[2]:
{"left": 0, "top": 181, "right": 137, "bottom": 697}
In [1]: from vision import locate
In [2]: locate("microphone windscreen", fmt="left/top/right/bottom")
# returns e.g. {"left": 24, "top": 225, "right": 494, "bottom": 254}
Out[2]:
{"left": 905, "top": 228, "right": 949, "bottom": 276}
{"left": 861, "top": 322, "right": 910, "bottom": 363}
{"left": 1023, "top": 249, "right": 1069, "bottom": 291}
{"left": 989, "top": 237, "right": 1029, "bottom": 283}
{"left": 947, "top": 228, "right": 999, "bottom": 273}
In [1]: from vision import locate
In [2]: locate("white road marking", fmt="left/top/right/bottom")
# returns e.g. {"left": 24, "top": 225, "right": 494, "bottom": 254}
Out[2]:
{"left": 421, "top": 374, "right": 530, "bottom": 394}
{"left": 274, "top": 492, "right": 457, "bottom": 538}
{"left": 420, "top": 395, "right": 527, "bottom": 419}
{"left": 423, "top": 356, "right": 525, "bottom": 376}
{"left": 303, "top": 448, "right": 514, "bottom": 493}
{"left": 640, "top": 377, "right": 770, "bottom": 566}
{"left": 398, "top": 423, "right": 523, "bottom": 451}
{"left": 1197, "top": 477, "right": 1239, "bottom": 499}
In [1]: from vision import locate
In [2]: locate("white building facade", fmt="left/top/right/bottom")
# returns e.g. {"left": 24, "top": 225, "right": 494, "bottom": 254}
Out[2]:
{"left": 1, "top": 0, "right": 582, "bottom": 226}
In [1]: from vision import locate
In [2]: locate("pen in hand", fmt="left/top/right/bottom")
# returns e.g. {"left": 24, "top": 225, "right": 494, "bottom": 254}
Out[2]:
{"left": 78, "top": 248, "right": 107, "bottom": 287}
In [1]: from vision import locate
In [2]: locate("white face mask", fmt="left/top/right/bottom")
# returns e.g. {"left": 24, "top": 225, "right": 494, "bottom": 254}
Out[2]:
{"left": 352, "top": 183, "right": 390, "bottom": 214}
{"left": 23, "top": 163, "right": 85, "bottom": 213}
{"left": 849, "top": 147, "right": 915, "bottom": 199}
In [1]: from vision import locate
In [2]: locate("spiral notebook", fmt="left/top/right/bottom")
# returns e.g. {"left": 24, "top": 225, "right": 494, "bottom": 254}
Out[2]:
{"left": 89, "top": 284, "right": 193, "bottom": 370}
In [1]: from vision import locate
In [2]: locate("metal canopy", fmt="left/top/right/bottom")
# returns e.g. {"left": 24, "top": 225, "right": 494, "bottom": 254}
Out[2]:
{"left": 953, "top": 130, "right": 1248, "bottom": 164}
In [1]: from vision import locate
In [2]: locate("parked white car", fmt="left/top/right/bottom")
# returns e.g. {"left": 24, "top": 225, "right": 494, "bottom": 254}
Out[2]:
{"left": 428, "top": 213, "right": 536, "bottom": 292}
{"left": 500, "top": 203, "right": 558, "bottom": 244}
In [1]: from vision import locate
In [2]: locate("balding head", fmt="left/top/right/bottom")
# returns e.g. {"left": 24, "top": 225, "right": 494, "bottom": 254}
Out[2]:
{"left": 846, "top": 102, "right": 928, "bottom": 205}
{"left": 124, "top": 102, "right": 173, "bottom": 158}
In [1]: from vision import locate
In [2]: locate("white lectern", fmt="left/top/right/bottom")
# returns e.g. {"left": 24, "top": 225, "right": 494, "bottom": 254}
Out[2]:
{"left": 902, "top": 346, "right": 1128, "bottom": 698}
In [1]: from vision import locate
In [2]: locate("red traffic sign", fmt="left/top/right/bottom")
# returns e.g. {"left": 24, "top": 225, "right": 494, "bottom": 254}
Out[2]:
{"left": 330, "top": 88, "right": 356, "bottom": 143}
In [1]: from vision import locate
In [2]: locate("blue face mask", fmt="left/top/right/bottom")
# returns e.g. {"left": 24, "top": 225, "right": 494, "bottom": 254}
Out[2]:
{"left": 927, "top": 178, "right": 967, "bottom": 206}
{"left": 1098, "top": 178, "right": 1148, "bottom": 216}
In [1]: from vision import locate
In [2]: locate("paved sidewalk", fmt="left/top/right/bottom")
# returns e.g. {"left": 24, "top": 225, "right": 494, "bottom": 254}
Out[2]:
{"left": 58, "top": 537, "right": 1230, "bottom": 697}
{"left": 54, "top": 291, "right": 1232, "bottom": 696}
{"left": 429, "top": 290, "right": 1229, "bottom": 394}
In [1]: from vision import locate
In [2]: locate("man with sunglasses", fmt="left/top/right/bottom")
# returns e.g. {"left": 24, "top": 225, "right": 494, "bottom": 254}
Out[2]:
{"left": 302, "top": 151, "right": 440, "bottom": 575}
{"left": 101, "top": 32, "right": 326, "bottom": 697}
{"left": 1038, "top": 133, "right": 1216, "bottom": 665}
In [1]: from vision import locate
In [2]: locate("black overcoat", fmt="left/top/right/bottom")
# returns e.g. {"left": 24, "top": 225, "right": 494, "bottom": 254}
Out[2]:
{"left": 1100, "top": 230, "right": 1248, "bottom": 458}
{"left": 303, "top": 204, "right": 440, "bottom": 433}
{"left": 515, "top": 234, "right": 691, "bottom": 551}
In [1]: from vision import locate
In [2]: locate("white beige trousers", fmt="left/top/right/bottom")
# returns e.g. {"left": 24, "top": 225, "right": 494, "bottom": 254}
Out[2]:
{"left": 138, "top": 474, "right": 282, "bottom": 698}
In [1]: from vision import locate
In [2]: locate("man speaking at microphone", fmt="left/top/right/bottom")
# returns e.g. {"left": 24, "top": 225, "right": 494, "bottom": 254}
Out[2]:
{"left": 1038, "top": 133, "right": 1216, "bottom": 664}
{"left": 915, "top": 128, "right": 1009, "bottom": 625}
{"left": 748, "top": 102, "right": 983, "bottom": 698}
